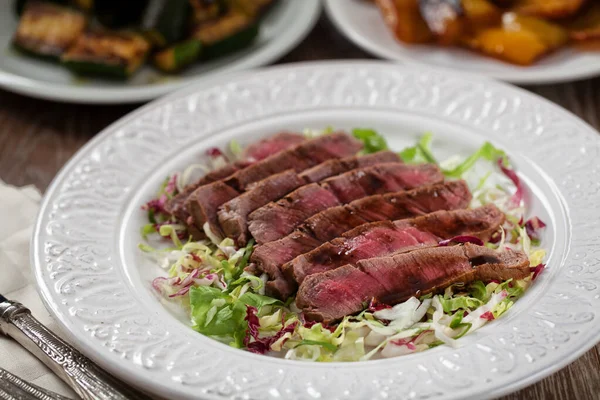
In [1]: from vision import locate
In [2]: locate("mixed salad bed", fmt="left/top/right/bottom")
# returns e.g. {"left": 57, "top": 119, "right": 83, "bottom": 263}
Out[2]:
{"left": 140, "top": 129, "right": 547, "bottom": 362}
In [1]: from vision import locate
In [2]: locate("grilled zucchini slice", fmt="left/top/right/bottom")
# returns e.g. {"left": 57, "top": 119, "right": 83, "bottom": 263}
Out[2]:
{"left": 153, "top": 39, "right": 203, "bottom": 72}
{"left": 143, "top": 0, "right": 190, "bottom": 47}
{"left": 193, "top": 11, "right": 259, "bottom": 59}
{"left": 62, "top": 31, "right": 150, "bottom": 79}
{"left": 13, "top": 1, "right": 87, "bottom": 59}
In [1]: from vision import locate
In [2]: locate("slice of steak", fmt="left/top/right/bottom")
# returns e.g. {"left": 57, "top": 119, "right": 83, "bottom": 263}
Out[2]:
{"left": 251, "top": 230, "right": 321, "bottom": 298}
{"left": 306, "top": 180, "right": 472, "bottom": 242}
{"left": 243, "top": 132, "right": 307, "bottom": 162}
{"left": 165, "top": 164, "right": 240, "bottom": 224}
{"left": 225, "top": 132, "right": 363, "bottom": 191}
{"left": 248, "top": 184, "right": 342, "bottom": 245}
{"left": 248, "top": 163, "right": 443, "bottom": 244}
{"left": 286, "top": 204, "right": 504, "bottom": 285}
{"left": 396, "top": 203, "right": 505, "bottom": 241}
{"left": 186, "top": 181, "right": 240, "bottom": 237}
{"left": 251, "top": 180, "right": 472, "bottom": 300}
{"left": 299, "top": 150, "right": 400, "bottom": 183}
{"left": 325, "top": 163, "right": 443, "bottom": 204}
{"left": 186, "top": 133, "right": 362, "bottom": 235}
{"left": 165, "top": 132, "right": 305, "bottom": 225}
{"left": 218, "top": 170, "right": 305, "bottom": 246}
{"left": 297, "top": 244, "right": 530, "bottom": 323}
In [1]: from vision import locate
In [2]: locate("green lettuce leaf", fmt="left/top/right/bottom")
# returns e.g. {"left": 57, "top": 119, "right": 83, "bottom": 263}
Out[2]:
{"left": 399, "top": 133, "right": 436, "bottom": 164}
{"left": 469, "top": 281, "right": 488, "bottom": 302}
{"left": 443, "top": 142, "right": 506, "bottom": 178}
{"left": 439, "top": 296, "right": 484, "bottom": 313}
{"left": 190, "top": 285, "right": 282, "bottom": 348}
{"left": 190, "top": 286, "right": 246, "bottom": 341}
{"left": 352, "top": 128, "right": 388, "bottom": 154}
{"left": 238, "top": 292, "right": 282, "bottom": 308}
{"left": 295, "top": 340, "right": 338, "bottom": 352}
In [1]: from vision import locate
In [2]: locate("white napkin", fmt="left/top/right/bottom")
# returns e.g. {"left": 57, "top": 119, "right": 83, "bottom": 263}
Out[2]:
{"left": 0, "top": 180, "right": 77, "bottom": 399}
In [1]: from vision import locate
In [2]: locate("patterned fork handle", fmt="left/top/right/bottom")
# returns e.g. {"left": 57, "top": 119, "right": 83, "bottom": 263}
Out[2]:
{"left": 0, "top": 368, "right": 73, "bottom": 400}
{"left": 0, "top": 299, "right": 151, "bottom": 400}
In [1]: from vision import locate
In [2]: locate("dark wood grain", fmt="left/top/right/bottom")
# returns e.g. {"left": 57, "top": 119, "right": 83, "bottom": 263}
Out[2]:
{"left": 1, "top": 13, "right": 599, "bottom": 400}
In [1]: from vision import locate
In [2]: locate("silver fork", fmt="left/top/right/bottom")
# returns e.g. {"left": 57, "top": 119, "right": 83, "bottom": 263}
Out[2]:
{"left": 0, "top": 368, "right": 72, "bottom": 400}
{"left": 0, "top": 294, "right": 151, "bottom": 400}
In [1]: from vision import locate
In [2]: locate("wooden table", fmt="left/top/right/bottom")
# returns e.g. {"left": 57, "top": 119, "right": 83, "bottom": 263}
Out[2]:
{"left": 1, "top": 13, "right": 599, "bottom": 400}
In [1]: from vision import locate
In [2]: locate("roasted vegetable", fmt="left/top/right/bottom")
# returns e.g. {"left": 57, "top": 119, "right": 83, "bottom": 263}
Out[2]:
{"left": 463, "top": 13, "right": 568, "bottom": 65}
{"left": 62, "top": 31, "right": 150, "bottom": 79}
{"left": 153, "top": 39, "right": 203, "bottom": 72}
{"left": 93, "top": 0, "right": 149, "bottom": 27}
{"left": 564, "top": 2, "right": 600, "bottom": 40}
{"left": 511, "top": 0, "right": 587, "bottom": 19}
{"left": 375, "top": 0, "right": 434, "bottom": 43}
{"left": 13, "top": 1, "right": 87, "bottom": 59}
{"left": 143, "top": 0, "right": 190, "bottom": 47}
{"left": 190, "top": 0, "right": 228, "bottom": 24}
{"left": 193, "top": 11, "right": 260, "bottom": 59}
{"left": 418, "top": 0, "right": 463, "bottom": 45}
{"left": 462, "top": 0, "right": 502, "bottom": 29}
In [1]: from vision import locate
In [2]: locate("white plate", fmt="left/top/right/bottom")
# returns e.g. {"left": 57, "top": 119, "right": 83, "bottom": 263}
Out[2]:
{"left": 0, "top": 0, "right": 320, "bottom": 104}
{"left": 33, "top": 61, "right": 600, "bottom": 400}
{"left": 324, "top": 0, "right": 600, "bottom": 84}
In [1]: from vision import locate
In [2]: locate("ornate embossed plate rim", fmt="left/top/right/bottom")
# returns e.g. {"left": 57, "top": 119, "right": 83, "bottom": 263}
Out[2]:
{"left": 32, "top": 61, "right": 600, "bottom": 400}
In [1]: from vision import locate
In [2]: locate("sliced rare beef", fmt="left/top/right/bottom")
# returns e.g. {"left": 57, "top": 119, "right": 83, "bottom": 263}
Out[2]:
{"left": 298, "top": 151, "right": 400, "bottom": 183}
{"left": 251, "top": 180, "right": 472, "bottom": 300}
{"left": 243, "top": 132, "right": 307, "bottom": 162}
{"left": 305, "top": 179, "right": 472, "bottom": 242}
{"left": 217, "top": 170, "right": 305, "bottom": 246}
{"left": 185, "top": 133, "right": 362, "bottom": 236}
{"left": 165, "top": 132, "right": 305, "bottom": 225}
{"left": 223, "top": 132, "right": 363, "bottom": 191}
{"left": 286, "top": 204, "right": 505, "bottom": 284}
{"left": 248, "top": 163, "right": 443, "bottom": 244}
{"left": 297, "top": 244, "right": 530, "bottom": 323}
{"left": 222, "top": 151, "right": 402, "bottom": 246}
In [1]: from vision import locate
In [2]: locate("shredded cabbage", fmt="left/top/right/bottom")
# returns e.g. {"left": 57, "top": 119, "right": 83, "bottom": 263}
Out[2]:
{"left": 140, "top": 130, "right": 547, "bottom": 362}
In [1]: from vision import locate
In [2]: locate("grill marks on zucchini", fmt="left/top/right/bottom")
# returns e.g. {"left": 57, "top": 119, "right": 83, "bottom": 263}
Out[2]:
{"left": 62, "top": 31, "right": 151, "bottom": 79}
{"left": 13, "top": 1, "right": 87, "bottom": 59}
{"left": 193, "top": 11, "right": 259, "bottom": 59}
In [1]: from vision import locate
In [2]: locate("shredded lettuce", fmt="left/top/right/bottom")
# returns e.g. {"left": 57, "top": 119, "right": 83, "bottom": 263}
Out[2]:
{"left": 140, "top": 129, "right": 547, "bottom": 362}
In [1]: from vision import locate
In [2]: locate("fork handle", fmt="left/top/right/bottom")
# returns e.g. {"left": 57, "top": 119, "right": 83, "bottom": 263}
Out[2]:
{"left": 0, "top": 299, "right": 150, "bottom": 400}
{"left": 0, "top": 368, "right": 73, "bottom": 400}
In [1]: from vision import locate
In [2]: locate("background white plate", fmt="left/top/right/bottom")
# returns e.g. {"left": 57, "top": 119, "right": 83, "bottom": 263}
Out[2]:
{"left": 324, "top": 0, "right": 600, "bottom": 84}
{"left": 32, "top": 61, "right": 600, "bottom": 400}
{"left": 0, "top": 0, "right": 320, "bottom": 104}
